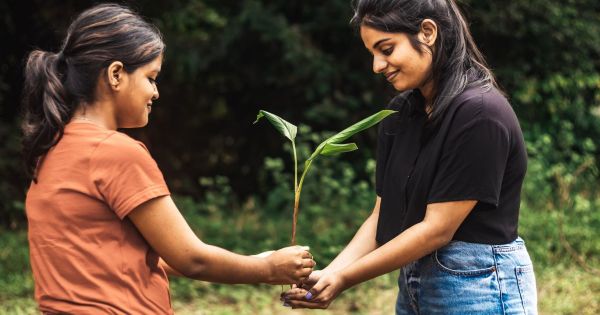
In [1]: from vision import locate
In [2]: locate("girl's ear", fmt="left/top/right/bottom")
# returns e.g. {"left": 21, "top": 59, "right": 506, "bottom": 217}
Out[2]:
{"left": 419, "top": 19, "right": 438, "bottom": 47}
{"left": 106, "top": 61, "right": 125, "bottom": 91}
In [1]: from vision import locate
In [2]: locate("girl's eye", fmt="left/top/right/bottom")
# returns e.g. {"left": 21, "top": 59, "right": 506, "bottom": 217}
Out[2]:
{"left": 148, "top": 77, "right": 157, "bottom": 84}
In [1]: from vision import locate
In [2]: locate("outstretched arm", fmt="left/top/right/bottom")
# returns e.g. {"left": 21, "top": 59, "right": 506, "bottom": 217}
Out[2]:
{"left": 129, "top": 195, "right": 315, "bottom": 284}
{"left": 285, "top": 200, "right": 476, "bottom": 309}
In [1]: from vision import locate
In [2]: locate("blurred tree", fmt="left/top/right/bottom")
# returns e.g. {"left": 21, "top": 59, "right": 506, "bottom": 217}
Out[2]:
{"left": 0, "top": 0, "right": 598, "bottom": 230}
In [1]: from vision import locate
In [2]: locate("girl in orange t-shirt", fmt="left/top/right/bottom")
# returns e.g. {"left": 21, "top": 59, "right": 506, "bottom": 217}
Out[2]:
{"left": 21, "top": 4, "right": 314, "bottom": 314}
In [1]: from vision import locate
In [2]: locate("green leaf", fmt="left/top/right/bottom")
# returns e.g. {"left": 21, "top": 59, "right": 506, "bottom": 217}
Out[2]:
{"left": 320, "top": 143, "right": 359, "bottom": 156}
{"left": 308, "top": 109, "right": 396, "bottom": 161}
{"left": 253, "top": 110, "right": 297, "bottom": 141}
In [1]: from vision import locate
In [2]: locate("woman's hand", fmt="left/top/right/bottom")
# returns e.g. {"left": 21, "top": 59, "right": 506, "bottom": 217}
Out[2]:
{"left": 297, "top": 269, "right": 324, "bottom": 290}
{"left": 263, "top": 245, "right": 315, "bottom": 284}
{"left": 281, "top": 271, "right": 347, "bottom": 309}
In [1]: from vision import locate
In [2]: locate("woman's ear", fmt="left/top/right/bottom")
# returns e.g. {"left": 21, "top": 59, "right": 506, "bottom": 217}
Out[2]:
{"left": 419, "top": 19, "right": 438, "bottom": 47}
{"left": 106, "top": 61, "right": 125, "bottom": 91}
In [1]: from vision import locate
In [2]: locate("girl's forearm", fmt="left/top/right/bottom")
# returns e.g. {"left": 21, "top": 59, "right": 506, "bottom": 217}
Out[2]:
{"left": 183, "top": 243, "right": 275, "bottom": 284}
{"left": 159, "top": 258, "right": 183, "bottom": 277}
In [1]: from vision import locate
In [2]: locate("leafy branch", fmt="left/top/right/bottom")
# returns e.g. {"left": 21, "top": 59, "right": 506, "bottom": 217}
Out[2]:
{"left": 254, "top": 109, "right": 395, "bottom": 245}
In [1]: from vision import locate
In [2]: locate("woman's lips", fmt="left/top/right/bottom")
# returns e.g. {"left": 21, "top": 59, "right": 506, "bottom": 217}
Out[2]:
{"left": 386, "top": 71, "right": 399, "bottom": 82}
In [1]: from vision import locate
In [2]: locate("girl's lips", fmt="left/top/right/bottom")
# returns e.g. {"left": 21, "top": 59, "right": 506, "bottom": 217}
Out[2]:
{"left": 147, "top": 104, "right": 152, "bottom": 113}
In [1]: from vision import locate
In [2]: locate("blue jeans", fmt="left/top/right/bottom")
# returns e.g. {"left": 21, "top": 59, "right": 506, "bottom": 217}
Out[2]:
{"left": 396, "top": 237, "right": 538, "bottom": 314}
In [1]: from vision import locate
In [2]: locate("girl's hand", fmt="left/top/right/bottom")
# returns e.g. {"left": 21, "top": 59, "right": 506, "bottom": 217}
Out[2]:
{"left": 264, "top": 245, "right": 315, "bottom": 284}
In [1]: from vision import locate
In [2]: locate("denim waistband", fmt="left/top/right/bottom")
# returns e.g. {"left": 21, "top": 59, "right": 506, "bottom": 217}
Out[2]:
{"left": 492, "top": 237, "right": 526, "bottom": 253}
{"left": 439, "top": 236, "right": 526, "bottom": 255}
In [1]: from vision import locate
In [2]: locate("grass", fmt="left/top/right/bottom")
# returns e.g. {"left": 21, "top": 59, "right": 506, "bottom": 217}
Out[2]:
{"left": 0, "top": 193, "right": 598, "bottom": 314}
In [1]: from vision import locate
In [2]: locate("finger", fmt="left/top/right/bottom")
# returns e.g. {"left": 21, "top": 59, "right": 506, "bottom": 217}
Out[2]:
{"left": 306, "top": 279, "right": 328, "bottom": 301}
{"left": 301, "top": 282, "right": 315, "bottom": 291}
{"left": 285, "top": 299, "right": 328, "bottom": 309}
{"left": 296, "top": 245, "right": 310, "bottom": 252}
{"left": 295, "top": 268, "right": 312, "bottom": 280}
{"left": 301, "top": 250, "right": 312, "bottom": 259}
{"left": 282, "top": 287, "right": 306, "bottom": 296}
{"left": 281, "top": 288, "right": 303, "bottom": 299}
{"left": 301, "top": 271, "right": 319, "bottom": 284}
{"left": 300, "top": 267, "right": 313, "bottom": 277}
{"left": 298, "top": 275, "right": 316, "bottom": 288}
{"left": 282, "top": 288, "right": 309, "bottom": 301}
{"left": 302, "top": 258, "right": 316, "bottom": 268}
{"left": 310, "top": 285, "right": 334, "bottom": 303}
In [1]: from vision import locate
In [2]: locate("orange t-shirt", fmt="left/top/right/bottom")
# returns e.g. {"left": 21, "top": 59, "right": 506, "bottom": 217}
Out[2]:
{"left": 26, "top": 121, "right": 173, "bottom": 314}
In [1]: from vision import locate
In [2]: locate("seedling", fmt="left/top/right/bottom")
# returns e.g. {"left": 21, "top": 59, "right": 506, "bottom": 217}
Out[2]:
{"left": 254, "top": 109, "right": 395, "bottom": 245}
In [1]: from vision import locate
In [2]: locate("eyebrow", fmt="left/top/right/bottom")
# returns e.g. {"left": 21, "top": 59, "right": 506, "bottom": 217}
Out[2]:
{"left": 373, "top": 38, "right": 391, "bottom": 50}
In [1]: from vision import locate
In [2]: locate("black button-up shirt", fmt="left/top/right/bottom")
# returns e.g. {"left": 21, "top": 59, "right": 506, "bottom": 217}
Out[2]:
{"left": 375, "top": 84, "right": 527, "bottom": 245}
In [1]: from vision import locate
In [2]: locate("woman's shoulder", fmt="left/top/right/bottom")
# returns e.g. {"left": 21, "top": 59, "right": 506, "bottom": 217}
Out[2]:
{"left": 451, "top": 84, "right": 516, "bottom": 126}
{"left": 386, "top": 90, "right": 423, "bottom": 115}
{"left": 380, "top": 90, "right": 424, "bottom": 135}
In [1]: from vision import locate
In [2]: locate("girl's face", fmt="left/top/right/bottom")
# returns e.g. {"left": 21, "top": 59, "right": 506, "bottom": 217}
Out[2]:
{"left": 360, "top": 25, "right": 433, "bottom": 93}
{"left": 114, "top": 54, "right": 162, "bottom": 128}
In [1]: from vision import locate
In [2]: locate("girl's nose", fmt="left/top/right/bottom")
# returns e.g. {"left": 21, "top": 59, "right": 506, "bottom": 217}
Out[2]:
{"left": 152, "top": 86, "right": 159, "bottom": 101}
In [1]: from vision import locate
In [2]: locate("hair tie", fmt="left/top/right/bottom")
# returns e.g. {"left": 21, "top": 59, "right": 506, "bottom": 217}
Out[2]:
{"left": 56, "top": 51, "right": 66, "bottom": 63}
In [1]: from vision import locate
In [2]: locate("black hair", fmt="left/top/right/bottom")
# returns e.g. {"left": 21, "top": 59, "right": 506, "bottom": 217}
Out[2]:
{"left": 21, "top": 3, "right": 165, "bottom": 181}
{"left": 351, "top": 0, "right": 499, "bottom": 124}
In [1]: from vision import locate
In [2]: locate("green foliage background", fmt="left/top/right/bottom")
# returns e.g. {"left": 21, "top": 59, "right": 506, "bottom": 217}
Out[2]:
{"left": 0, "top": 0, "right": 598, "bottom": 314}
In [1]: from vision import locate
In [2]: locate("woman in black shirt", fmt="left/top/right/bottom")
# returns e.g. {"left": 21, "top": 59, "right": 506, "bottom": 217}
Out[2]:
{"left": 283, "top": 0, "right": 538, "bottom": 313}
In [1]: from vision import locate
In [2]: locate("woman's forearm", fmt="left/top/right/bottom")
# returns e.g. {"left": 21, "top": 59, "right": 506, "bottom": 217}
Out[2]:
{"left": 338, "top": 220, "right": 447, "bottom": 288}
{"left": 337, "top": 200, "right": 476, "bottom": 289}
{"left": 325, "top": 198, "right": 381, "bottom": 273}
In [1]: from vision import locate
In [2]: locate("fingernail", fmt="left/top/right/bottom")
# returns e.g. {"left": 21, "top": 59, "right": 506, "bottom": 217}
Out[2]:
{"left": 283, "top": 302, "right": 291, "bottom": 307}
{"left": 305, "top": 292, "right": 313, "bottom": 300}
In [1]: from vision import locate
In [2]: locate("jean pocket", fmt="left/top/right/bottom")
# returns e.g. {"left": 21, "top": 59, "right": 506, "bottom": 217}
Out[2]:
{"left": 433, "top": 250, "right": 496, "bottom": 276}
{"left": 515, "top": 265, "right": 538, "bottom": 314}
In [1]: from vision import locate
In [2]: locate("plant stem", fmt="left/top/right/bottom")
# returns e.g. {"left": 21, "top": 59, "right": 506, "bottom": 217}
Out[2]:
{"left": 291, "top": 159, "right": 314, "bottom": 245}
{"left": 292, "top": 192, "right": 299, "bottom": 245}
{"left": 292, "top": 141, "right": 298, "bottom": 191}
{"left": 291, "top": 140, "right": 298, "bottom": 245}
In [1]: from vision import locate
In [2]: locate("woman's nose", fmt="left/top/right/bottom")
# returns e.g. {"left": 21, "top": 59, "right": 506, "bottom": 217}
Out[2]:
{"left": 372, "top": 55, "right": 387, "bottom": 74}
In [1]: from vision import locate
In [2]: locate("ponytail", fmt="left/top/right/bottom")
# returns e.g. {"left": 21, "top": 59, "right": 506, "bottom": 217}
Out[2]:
{"left": 21, "top": 50, "right": 73, "bottom": 181}
{"left": 21, "top": 4, "right": 165, "bottom": 181}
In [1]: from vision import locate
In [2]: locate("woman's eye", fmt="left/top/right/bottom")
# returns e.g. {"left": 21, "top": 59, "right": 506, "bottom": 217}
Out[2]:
{"left": 382, "top": 47, "right": 394, "bottom": 56}
{"left": 148, "top": 77, "right": 157, "bottom": 84}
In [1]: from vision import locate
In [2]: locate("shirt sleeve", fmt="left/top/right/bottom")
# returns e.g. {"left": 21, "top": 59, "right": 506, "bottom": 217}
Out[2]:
{"left": 375, "top": 123, "right": 388, "bottom": 197}
{"left": 427, "top": 118, "right": 510, "bottom": 207}
{"left": 90, "top": 133, "right": 170, "bottom": 219}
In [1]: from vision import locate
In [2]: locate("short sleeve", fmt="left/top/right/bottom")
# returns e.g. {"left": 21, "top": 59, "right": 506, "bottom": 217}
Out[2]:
{"left": 427, "top": 118, "right": 510, "bottom": 207}
{"left": 375, "top": 123, "right": 388, "bottom": 196}
{"left": 90, "top": 133, "right": 170, "bottom": 219}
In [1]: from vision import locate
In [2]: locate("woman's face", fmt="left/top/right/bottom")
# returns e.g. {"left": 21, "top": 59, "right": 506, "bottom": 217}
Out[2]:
{"left": 115, "top": 54, "right": 162, "bottom": 128}
{"left": 360, "top": 25, "right": 432, "bottom": 92}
